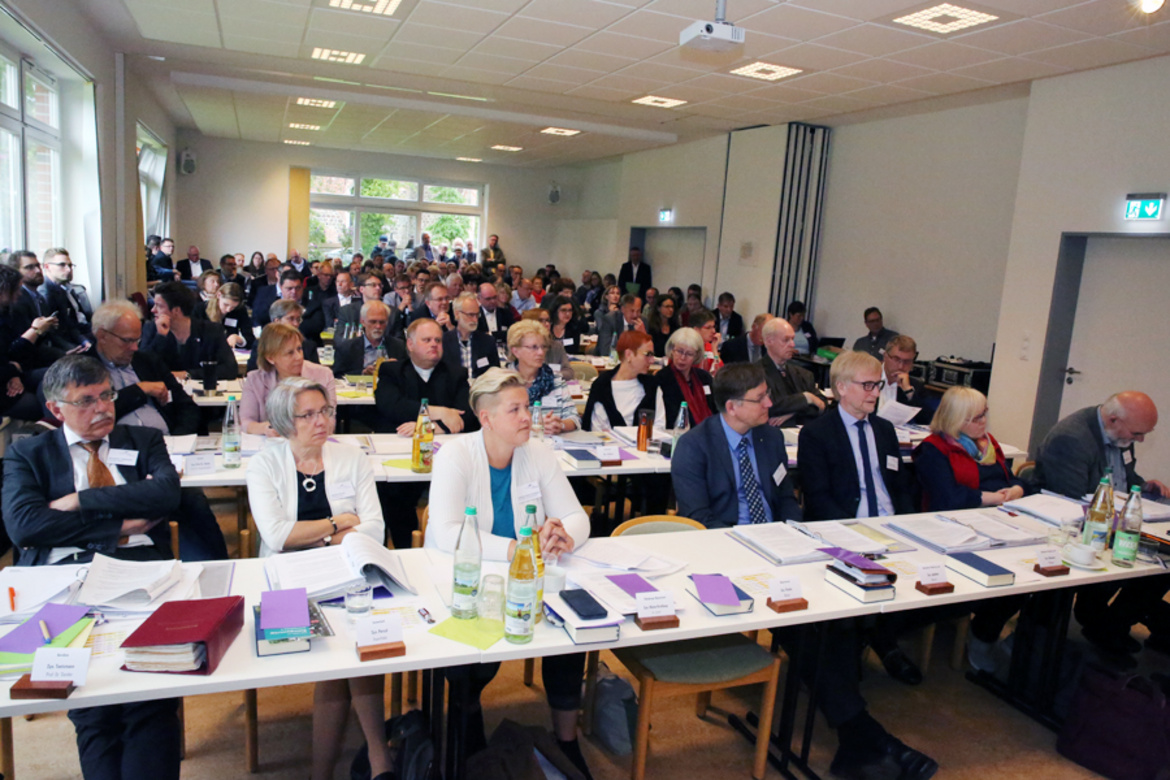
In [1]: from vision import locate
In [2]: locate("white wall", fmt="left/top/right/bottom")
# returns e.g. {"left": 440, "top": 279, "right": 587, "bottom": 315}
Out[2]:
{"left": 814, "top": 98, "right": 1028, "bottom": 356}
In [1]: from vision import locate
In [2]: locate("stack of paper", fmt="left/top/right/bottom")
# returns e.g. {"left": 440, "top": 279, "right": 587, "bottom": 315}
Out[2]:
{"left": 0, "top": 604, "right": 92, "bottom": 675}
{"left": 264, "top": 533, "right": 415, "bottom": 600}
{"left": 1106, "top": 493, "right": 1170, "bottom": 522}
{"left": 564, "top": 541, "right": 685, "bottom": 578}
{"left": 877, "top": 400, "right": 921, "bottom": 428}
{"left": 1002, "top": 493, "right": 1087, "bottom": 526}
{"left": 885, "top": 516, "right": 988, "bottom": 554}
{"left": 75, "top": 555, "right": 202, "bottom": 612}
{"left": 728, "top": 523, "right": 830, "bottom": 565}
{"left": 0, "top": 565, "right": 85, "bottom": 623}
{"left": 945, "top": 511, "right": 1046, "bottom": 547}
{"left": 792, "top": 521, "right": 888, "bottom": 554}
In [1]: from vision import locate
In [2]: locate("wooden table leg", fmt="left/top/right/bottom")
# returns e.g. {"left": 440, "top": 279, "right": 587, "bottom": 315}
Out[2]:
{"left": 236, "top": 488, "right": 250, "bottom": 559}
{"left": 244, "top": 689, "right": 259, "bottom": 773}
{"left": 1, "top": 716, "right": 14, "bottom": 779}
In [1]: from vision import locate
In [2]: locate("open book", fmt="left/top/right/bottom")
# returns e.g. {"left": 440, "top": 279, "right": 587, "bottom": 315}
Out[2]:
{"left": 74, "top": 555, "right": 194, "bottom": 610}
{"left": 264, "top": 533, "right": 416, "bottom": 600}
{"left": 727, "top": 523, "right": 829, "bottom": 566}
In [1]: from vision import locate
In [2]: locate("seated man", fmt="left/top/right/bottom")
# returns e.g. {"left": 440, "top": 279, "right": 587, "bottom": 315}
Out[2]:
{"left": 853, "top": 307, "right": 898, "bottom": 359}
{"left": 759, "top": 317, "right": 826, "bottom": 426}
{"left": 254, "top": 269, "right": 301, "bottom": 328}
{"left": 246, "top": 299, "right": 319, "bottom": 371}
{"left": 1036, "top": 392, "right": 1170, "bottom": 655}
{"left": 476, "top": 281, "right": 513, "bottom": 343}
{"left": 714, "top": 291, "right": 744, "bottom": 342}
{"left": 332, "top": 300, "right": 406, "bottom": 377}
{"left": 672, "top": 363, "right": 937, "bottom": 780}
{"left": 411, "top": 281, "right": 455, "bottom": 332}
{"left": 300, "top": 262, "right": 338, "bottom": 345}
{"left": 593, "top": 294, "right": 645, "bottom": 357}
{"left": 444, "top": 291, "right": 499, "bottom": 381}
{"left": 511, "top": 278, "right": 537, "bottom": 313}
{"left": 877, "top": 334, "right": 930, "bottom": 424}
{"left": 140, "top": 281, "right": 237, "bottom": 380}
{"left": 39, "top": 247, "right": 93, "bottom": 350}
{"left": 722, "top": 313, "right": 773, "bottom": 365}
{"left": 2, "top": 355, "right": 183, "bottom": 780}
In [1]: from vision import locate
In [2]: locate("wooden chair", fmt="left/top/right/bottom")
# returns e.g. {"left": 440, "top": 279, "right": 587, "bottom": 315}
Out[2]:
{"left": 1014, "top": 459, "right": 1037, "bottom": 481}
{"left": 604, "top": 515, "right": 782, "bottom": 780}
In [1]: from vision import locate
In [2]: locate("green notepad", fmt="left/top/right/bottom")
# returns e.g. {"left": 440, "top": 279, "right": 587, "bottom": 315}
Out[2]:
{"left": 0, "top": 617, "right": 94, "bottom": 667}
{"left": 429, "top": 617, "right": 504, "bottom": 650}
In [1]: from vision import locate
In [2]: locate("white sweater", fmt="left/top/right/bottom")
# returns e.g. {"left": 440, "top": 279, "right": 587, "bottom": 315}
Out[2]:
{"left": 425, "top": 432, "right": 590, "bottom": 561}
{"left": 246, "top": 440, "right": 385, "bottom": 558}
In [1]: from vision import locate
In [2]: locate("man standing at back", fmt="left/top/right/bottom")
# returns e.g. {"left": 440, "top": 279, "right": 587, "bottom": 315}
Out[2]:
{"left": 617, "top": 247, "right": 651, "bottom": 300}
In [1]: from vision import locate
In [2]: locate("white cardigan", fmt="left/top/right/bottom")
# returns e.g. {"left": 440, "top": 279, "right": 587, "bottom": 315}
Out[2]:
{"left": 425, "top": 432, "right": 590, "bottom": 561}
{"left": 246, "top": 440, "right": 385, "bottom": 558}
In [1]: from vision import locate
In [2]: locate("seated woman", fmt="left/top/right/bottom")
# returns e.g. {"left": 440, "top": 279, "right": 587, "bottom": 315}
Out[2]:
{"left": 655, "top": 327, "right": 716, "bottom": 429}
{"left": 787, "top": 301, "right": 819, "bottom": 355}
{"left": 583, "top": 331, "right": 663, "bottom": 431}
{"left": 246, "top": 378, "right": 392, "bottom": 780}
{"left": 646, "top": 294, "right": 678, "bottom": 357}
{"left": 506, "top": 319, "right": 581, "bottom": 435}
{"left": 592, "top": 284, "right": 621, "bottom": 323}
{"left": 546, "top": 295, "right": 585, "bottom": 355}
{"left": 520, "top": 309, "right": 574, "bottom": 382}
{"left": 689, "top": 310, "right": 724, "bottom": 375}
{"left": 243, "top": 323, "right": 336, "bottom": 436}
{"left": 211, "top": 282, "right": 253, "bottom": 349}
{"left": 582, "top": 271, "right": 604, "bottom": 311}
{"left": 196, "top": 269, "right": 220, "bottom": 307}
{"left": 426, "top": 369, "right": 592, "bottom": 778}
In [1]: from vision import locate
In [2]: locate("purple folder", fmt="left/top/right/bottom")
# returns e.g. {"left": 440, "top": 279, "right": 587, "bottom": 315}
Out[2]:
{"left": 0, "top": 603, "right": 89, "bottom": 654}
{"left": 607, "top": 573, "right": 656, "bottom": 598}
{"left": 692, "top": 574, "right": 740, "bottom": 607}
{"left": 259, "top": 588, "right": 310, "bottom": 631}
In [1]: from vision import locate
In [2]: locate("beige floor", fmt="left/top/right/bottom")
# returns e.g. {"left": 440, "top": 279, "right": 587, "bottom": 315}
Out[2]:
{"left": 5, "top": 487, "right": 1167, "bottom": 779}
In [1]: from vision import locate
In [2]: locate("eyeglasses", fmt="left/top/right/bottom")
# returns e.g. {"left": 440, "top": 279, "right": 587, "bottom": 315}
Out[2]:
{"left": 293, "top": 407, "right": 336, "bottom": 422}
{"left": 885, "top": 353, "right": 915, "bottom": 367}
{"left": 851, "top": 380, "right": 886, "bottom": 393}
{"left": 57, "top": 390, "right": 118, "bottom": 409}
{"left": 737, "top": 393, "right": 770, "bottom": 405}
{"left": 100, "top": 329, "right": 140, "bottom": 346}
{"left": 515, "top": 344, "right": 548, "bottom": 352}
{"left": 671, "top": 348, "right": 697, "bottom": 360}
{"left": 46, "top": 261, "right": 73, "bottom": 269}
{"left": 968, "top": 409, "right": 989, "bottom": 423}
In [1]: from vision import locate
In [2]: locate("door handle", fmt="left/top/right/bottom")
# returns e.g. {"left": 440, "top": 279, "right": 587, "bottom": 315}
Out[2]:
{"left": 1065, "top": 367, "right": 1081, "bottom": 385}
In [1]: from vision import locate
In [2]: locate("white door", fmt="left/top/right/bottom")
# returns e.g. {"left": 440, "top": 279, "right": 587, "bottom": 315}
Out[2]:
{"left": 643, "top": 227, "right": 706, "bottom": 300}
{"left": 1058, "top": 236, "right": 1170, "bottom": 480}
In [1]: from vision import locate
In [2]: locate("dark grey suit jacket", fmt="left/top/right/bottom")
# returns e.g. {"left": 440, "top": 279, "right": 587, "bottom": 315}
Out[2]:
{"left": 593, "top": 310, "right": 647, "bottom": 356}
{"left": 1035, "top": 405, "right": 1144, "bottom": 498}
{"left": 759, "top": 356, "right": 826, "bottom": 425}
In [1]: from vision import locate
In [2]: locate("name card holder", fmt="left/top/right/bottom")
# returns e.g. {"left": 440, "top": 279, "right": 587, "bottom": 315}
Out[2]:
{"left": 356, "top": 641, "right": 406, "bottom": 662}
{"left": 915, "top": 562, "right": 953, "bottom": 595}
{"left": 766, "top": 597, "right": 809, "bottom": 613}
{"left": 634, "top": 614, "right": 680, "bottom": 631}
{"left": 1034, "top": 546, "right": 1070, "bottom": 577}
{"left": 1033, "top": 563, "right": 1070, "bottom": 577}
{"left": 10, "top": 674, "right": 74, "bottom": 699}
{"left": 914, "top": 581, "right": 954, "bottom": 595}
{"left": 355, "top": 614, "right": 405, "bottom": 661}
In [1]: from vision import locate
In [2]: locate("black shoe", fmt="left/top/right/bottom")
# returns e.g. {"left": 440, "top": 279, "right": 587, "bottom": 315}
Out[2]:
{"left": 880, "top": 648, "right": 923, "bottom": 686}
{"left": 1082, "top": 623, "right": 1141, "bottom": 655}
{"left": 831, "top": 736, "right": 938, "bottom": 780}
{"left": 556, "top": 738, "right": 594, "bottom": 780}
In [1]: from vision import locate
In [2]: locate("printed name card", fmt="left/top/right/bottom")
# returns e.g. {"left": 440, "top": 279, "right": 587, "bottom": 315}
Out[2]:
{"left": 185, "top": 453, "right": 216, "bottom": 476}
{"left": 31, "top": 647, "right": 90, "bottom": 685}
{"left": 596, "top": 446, "right": 621, "bottom": 462}
{"left": 918, "top": 563, "right": 948, "bottom": 586}
{"left": 108, "top": 449, "right": 138, "bottom": 466}
{"left": 769, "top": 577, "right": 803, "bottom": 602}
{"left": 636, "top": 591, "right": 675, "bottom": 619}
{"left": 1037, "top": 546, "right": 1062, "bottom": 569}
{"left": 356, "top": 614, "right": 403, "bottom": 648}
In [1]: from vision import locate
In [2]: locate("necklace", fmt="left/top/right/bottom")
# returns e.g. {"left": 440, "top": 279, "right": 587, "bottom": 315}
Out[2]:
{"left": 301, "top": 473, "right": 317, "bottom": 492}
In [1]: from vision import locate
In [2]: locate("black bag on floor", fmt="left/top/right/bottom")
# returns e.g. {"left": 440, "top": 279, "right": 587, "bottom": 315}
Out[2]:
{"left": 464, "top": 719, "right": 586, "bottom": 780}
{"left": 1056, "top": 664, "right": 1170, "bottom": 780}
{"left": 350, "top": 709, "right": 434, "bottom": 780}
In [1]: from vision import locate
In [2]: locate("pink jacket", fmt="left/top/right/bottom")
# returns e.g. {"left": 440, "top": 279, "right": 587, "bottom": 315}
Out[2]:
{"left": 241, "top": 360, "right": 337, "bottom": 428}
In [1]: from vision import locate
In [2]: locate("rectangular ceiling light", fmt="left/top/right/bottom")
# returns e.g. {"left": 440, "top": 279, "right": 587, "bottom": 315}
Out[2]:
{"left": 311, "top": 47, "right": 367, "bottom": 65}
{"left": 541, "top": 127, "right": 581, "bottom": 137}
{"left": 892, "top": 3, "right": 998, "bottom": 34}
{"left": 328, "top": 0, "right": 403, "bottom": 16}
{"left": 491, "top": 145, "right": 523, "bottom": 152}
{"left": 457, "top": 157, "right": 483, "bottom": 162}
{"left": 284, "top": 140, "right": 311, "bottom": 145}
{"left": 297, "top": 97, "right": 337, "bottom": 108}
{"left": 289, "top": 123, "right": 321, "bottom": 130}
{"left": 632, "top": 95, "right": 687, "bottom": 108}
{"left": 730, "top": 62, "right": 802, "bottom": 81}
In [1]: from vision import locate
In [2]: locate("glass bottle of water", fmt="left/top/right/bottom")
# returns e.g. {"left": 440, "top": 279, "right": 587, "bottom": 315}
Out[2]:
{"left": 672, "top": 401, "right": 690, "bottom": 455}
{"left": 223, "top": 394, "right": 242, "bottom": 469}
{"left": 1112, "top": 486, "right": 1143, "bottom": 568}
{"left": 530, "top": 400, "right": 543, "bottom": 441}
{"left": 1082, "top": 475, "right": 1114, "bottom": 552}
{"left": 505, "top": 526, "right": 537, "bottom": 644}
{"left": 452, "top": 507, "right": 481, "bottom": 619}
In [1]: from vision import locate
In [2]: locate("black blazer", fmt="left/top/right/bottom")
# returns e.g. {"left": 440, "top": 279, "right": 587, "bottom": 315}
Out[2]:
{"left": 176, "top": 257, "right": 213, "bottom": 280}
{"left": 332, "top": 335, "right": 407, "bottom": 378}
{"left": 39, "top": 279, "right": 93, "bottom": 348}
{"left": 373, "top": 359, "right": 477, "bottom": 434}
{"left": 8, "top": 287, "right": 66, "bottom": 364}
{"left": 549, "top": 319, "right": 586, "bottom": 356}
{"left": 252, "top": 285, "right": 280, "bottom": 327}
{"left": 1035, "top": 405, "right": 1145, "bottom": 498}
{"left": 655, "top": 366, "right": 716, "bottom": 429}
{"left": 892, "top": 377, "right": 931, "bottom": 425}
{"left": 617, "top": 261, "right": 652, "bottom": 299}
{"left": 246, "top": 338, "right": 319, "bottom": 372}
{"left": 75, "top": 345, "right": 200, "bottom": 436}
{"left": 721, "top": 335, "right": 763, "bottom": 365}
{"left": 300, "top": 288, "right": 339, "bottom": 344}
{"left": 672, "top": 415, "right": 802, "bottom": 529}
{"left": 337, "top": 301, "right": 405, "bottom": 340}
{"left": 477, "top": 306, "right": 514, "bottom": 342}
{"left": 151, "top": 252, "right": 176, "bottom": 281}
{"left": 715, "top": 310, "right": 744, "bottom": 340}
{"left": 442, "top": 329, "right": 499, "bottom": 380}
{"left": 797, "top": 410, "right": 914, "bottom": 521}
{"left": 760, "top": 356, "right": 826, "bottom": 425}
{"left": 140, "top": 318, "right": 238, "bottom": 380}
{"left": 2, "top": 426, "right": 182, "bottom": 565}
{"left": 220, "top": 304, "right": 255, "bottom": 349}
{"left": 582, "top": 370, "right": 656, "bottom": 431}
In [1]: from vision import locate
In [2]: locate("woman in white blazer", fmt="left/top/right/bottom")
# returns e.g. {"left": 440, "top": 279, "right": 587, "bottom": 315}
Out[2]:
{"left": 426, "top": 368, "right": 593, "bottom": 778}
{"left": 246, "top": 377, "right": 392, "bottom": 780}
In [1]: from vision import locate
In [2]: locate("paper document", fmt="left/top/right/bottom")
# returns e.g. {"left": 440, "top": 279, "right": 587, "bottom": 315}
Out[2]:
{"left": 728, "top": 523, "right": 828, "bottom": 565}
{"left": 75, "top": 555, "right": 185, "bottom": 609}
{"left": 877, "top": 400, "right": 921, "bottom": 427}
{"left": 572, "top": 540, "right": 651, "bottom": 571}
{"left": 164, "top": 434, "right": 197, "bottom": 455}
{"left": 951, "top": 511, "right": 1045, "bottom": 545}
{"left": 264, "top": 533, "right": 415, "bottom": 599}
{"left": 0, "top": 565, "right": 84, "bottom": 621}
{"left": 794, "top": 520, "right": 887, "bottom": 554}
{"left": 1003, "top": 493, "right": 1086, "bottom": 526}
{"left": 886, "top": 516, "right": 986, "bottom": 553}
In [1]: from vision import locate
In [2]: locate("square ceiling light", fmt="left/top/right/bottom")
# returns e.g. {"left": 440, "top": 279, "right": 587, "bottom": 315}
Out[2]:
{"left": 284, "top": 140, "right": 312, "bottom": 145}
{"left": 328, "top": 0, "right": 403, "bottom": 16}
{"left": 730, "top": 62, "right": 803, "bottom": 82}
{"left": 311, "top": 47, "right": 366, "bottom": 65}
{"left": 289, "top": 123, "right": 321, "bottom": 130}
{"left": 491, "top": 145, "right": 523, "bottom": 152}
{"left": 891, "top": 3, "right": 998, "bottom": 34}
{"left": 632, "top": 95, "right": 687, "bottom": 108}
{"left": 541, "top": 127, "right": 581, "bottom": 136}
{"left": 297, "top": 97, "right": 337, "bottom": 108}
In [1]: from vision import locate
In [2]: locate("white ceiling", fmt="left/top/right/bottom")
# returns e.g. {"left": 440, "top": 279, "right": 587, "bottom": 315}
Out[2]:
{"left": 77, "top": 0, "right": 1170, "bottom": 167}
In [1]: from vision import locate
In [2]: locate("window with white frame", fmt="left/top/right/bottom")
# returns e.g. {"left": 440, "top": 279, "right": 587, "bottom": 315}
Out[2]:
{"left": 308, "top": 172, "right": 483, "bottom": 263}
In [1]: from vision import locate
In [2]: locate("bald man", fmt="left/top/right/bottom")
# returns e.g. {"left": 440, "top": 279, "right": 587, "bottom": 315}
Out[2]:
{"left": 1036, "top": 392, "right": 1170, "bottom": 658}
{"left": 759, "top": 317, "right": 827, "bottom": 427}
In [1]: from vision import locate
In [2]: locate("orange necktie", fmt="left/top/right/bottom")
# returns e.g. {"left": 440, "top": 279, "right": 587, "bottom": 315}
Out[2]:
{"left": 80, "top": 441, "right": 115, "bottom": 489}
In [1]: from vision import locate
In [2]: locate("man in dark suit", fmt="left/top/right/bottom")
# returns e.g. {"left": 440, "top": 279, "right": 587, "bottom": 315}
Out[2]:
{"left": 175, "top": 244, "right": 213, "bottom": 280}
{"left": 332, "top": 301, "right": 406, "bottom": 377}
{"left": 617, "top": 246, "right": 651, "bottom": 299}
{"left": 151, "top": 237, "right": 177, "bottom": 281}
{"left": 878, "top": 334, "right": 930, "bottom": 424}
{"left": 140, "top": 281, "right": 237, "bottom": 380}
{"left": 411, "top": 282, "right": 455, "bottom": 332}
{"left": 853, "top": 306, "right": 899, "bottom": 359}
{"left": 39, "top": 247, "right": 93, "bottom": 349}
{"left": 339, "top": 273, "right": 403, "bottom": 338}
{"left": 300, "top": 262, "right": 338, "bottom": 344}
{"left": 593, "top": 294, "right": 646, "bottom": 356}
{"left": 4, "top": 250, "right": 66, "bottom": 366}
{"left": 1036, "top": 392, "right": 1170, "bottom": 655}
{"left": 444, "top": 291, "right": 499, "bottom": 381}
{"left": 722, "top": 313, "right": 773, "bottom": 365}
{"left": 759, "top": 317, "right": 826, "bottom": 426}
{"left": 476, "top": 281, "right": 513, "bottom": 342}
{"left": 714, "top": 292, "right": 744, "bottom": 342}
{"left": 671, "top": 362, "right": 938, "bottom": 780}
{"left": 2, "top": 355, "right": 183, "bottom": 780}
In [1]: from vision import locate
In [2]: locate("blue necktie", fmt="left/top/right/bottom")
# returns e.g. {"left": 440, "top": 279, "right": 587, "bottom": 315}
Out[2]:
{"left": 856, "top": 419, "right": 880, "bottom": 517}
{"left": 737, "top": 437, "right": 767, "bottom": 524}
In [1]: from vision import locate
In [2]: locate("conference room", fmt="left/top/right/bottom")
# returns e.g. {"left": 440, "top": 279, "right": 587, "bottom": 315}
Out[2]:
{"left": 1, "top": 0, "right": 1170, "bottom": 778}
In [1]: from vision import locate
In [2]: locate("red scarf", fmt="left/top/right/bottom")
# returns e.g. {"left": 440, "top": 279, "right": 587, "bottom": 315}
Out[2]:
{"left": 674, "top": 366, "right": 711, "bottom": 425}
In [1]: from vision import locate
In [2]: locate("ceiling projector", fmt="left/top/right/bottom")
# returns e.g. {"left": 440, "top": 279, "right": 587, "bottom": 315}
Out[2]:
{"left": 679, "top": 19, "right": 746, "bottom": 52}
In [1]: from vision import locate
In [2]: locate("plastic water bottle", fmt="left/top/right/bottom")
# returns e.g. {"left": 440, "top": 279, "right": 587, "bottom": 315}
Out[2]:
{"left": 451, "top": 507, "right": 481, "bottom": 619}
{"left": 223, "top": 394, "right": 242, "bottom": 469}
{"left": 1112, "top": 486, "right": 1143, "bottom": 568}
{"left": 505, "top": 526, "right": 538, "bottom": 644}
{"left": 531, "top": 400, "right": 543, "bottom": 441}
{"left": 672, "top": 401, "right": 690, "bottom": 455}
{"left": 411, "top": 398, "right": 434, "bottom": 473}
{"left": 523, "top": 505, "right": 544, "bottom": 624}
{"left": 1082, "top": 475, "right": 1114, "bottom": 552}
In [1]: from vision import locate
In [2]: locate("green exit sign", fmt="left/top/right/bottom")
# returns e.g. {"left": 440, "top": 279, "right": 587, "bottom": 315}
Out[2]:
{"left": 1124, "top": 192, "right": 1165, "bottom": 221}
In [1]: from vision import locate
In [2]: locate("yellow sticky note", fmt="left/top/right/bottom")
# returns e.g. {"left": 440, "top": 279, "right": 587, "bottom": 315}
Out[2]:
{"left": 428, "top": 617, "right": 504, "bottom": 650}
{"left": 382, "top": 458, "right": 414, "bottom": 470}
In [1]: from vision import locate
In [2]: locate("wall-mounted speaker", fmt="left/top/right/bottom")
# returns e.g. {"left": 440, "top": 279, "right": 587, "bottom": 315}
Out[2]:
{"left": 178, "top": 149, "right": 197, "bottom": 175}
{"left": 548, "top": 182, "right": 561, "bottom": 205}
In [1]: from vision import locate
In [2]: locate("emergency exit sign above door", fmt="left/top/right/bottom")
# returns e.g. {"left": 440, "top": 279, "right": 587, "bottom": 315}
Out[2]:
{"left": 1124, "top": 192, "right": 1165, "bottom": 221}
